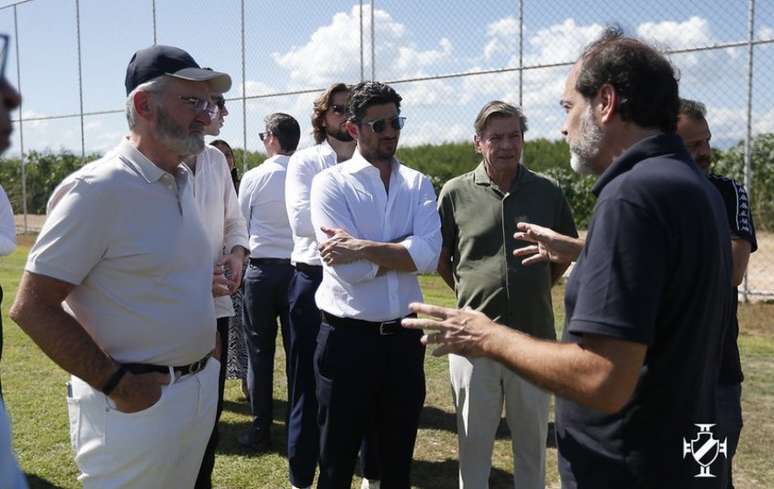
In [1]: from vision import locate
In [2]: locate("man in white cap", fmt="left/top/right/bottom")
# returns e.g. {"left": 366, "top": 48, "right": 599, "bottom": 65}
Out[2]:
{"left": 11, "top": 45, "right": 231, "bottom": 488}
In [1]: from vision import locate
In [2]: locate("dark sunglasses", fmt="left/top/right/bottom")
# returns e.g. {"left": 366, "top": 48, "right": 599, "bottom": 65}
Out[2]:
{"left": 259, "top": 131, "right": 271, "bottom": 141}
{"left": 329, "top": 104, "right": 347, "bottom": 115}
{"left": 365, "top": 116, "right": 405, "bottom": 133}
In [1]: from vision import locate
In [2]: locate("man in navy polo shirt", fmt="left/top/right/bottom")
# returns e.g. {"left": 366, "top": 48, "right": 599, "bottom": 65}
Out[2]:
{"left": 404, "top": 27, "right": 733, "bottom": 488}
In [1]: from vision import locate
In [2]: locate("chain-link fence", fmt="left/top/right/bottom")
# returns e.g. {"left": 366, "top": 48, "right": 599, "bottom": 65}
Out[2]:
{"left": 0, "top": 0, "right": 772, "bottom": 298}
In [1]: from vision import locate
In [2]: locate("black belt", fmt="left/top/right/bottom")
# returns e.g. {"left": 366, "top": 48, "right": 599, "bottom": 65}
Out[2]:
{"left": 321, "top": 311, "right": 416, "bottom": 336}
{"left": 123, "top": 353, "right": 211, "bottom": 377}
{"left": 249, "top": 257, "right": 291, "bottom": 266}
{"left": 295, "top": 262, "right": 322, "bottom": 274}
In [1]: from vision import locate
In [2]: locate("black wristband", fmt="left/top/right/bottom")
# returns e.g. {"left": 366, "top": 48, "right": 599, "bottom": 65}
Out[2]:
{"left": 101, "top": 364, "right": 128, "bottom": 396}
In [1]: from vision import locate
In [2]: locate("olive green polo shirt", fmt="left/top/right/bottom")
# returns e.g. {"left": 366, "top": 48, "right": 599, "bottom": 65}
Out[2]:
{"left": 438, "top": 162, "right": 577, "bottom": 340}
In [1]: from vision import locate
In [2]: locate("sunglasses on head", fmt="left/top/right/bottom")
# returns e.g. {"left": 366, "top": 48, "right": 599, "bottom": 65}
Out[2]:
{"left": 364, "top": 116, "right": 406, "bottom": 134}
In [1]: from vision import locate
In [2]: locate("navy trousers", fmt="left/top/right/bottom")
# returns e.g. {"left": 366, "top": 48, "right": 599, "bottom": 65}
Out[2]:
{"left": 315, "top": 316, "right": 426, "bottom": 489}
{"left": 242, "top": 260, "right": 293, "bottom": 433}
{"left": 287, "top": 264, "right": 323, "bottom": 487}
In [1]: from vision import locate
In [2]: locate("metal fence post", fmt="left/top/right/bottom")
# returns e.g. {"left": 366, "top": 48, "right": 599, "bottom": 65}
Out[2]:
{"left": 518, "top": 0, "right": 524, "bottom": 108}
{"left": 75, "top": 0, "right": 85, "bottom": 164}
{"left": 151, "top": 0, "right": 157, "bottom": 45}
{"left": 13, "top": 4, "right": 26, "bottom": 233}
{"left": 241, "top": 0, "right": 247, "bottom": 173}
{"left": 359, "top": 0, "right": 364, "bottom": 82}
{"left": 370, "top": 0, "right": 375, "bottom": 80}
{"left": 742, "top": 0, "right": 756, "bottom": 302}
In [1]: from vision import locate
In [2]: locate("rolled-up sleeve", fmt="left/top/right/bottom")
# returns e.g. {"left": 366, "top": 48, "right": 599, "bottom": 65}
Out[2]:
{"left": 396, "top": 174, "right": 441, "bottom": 274}
{"left": 311, "top": 171, "right": 379, "bottom": 284}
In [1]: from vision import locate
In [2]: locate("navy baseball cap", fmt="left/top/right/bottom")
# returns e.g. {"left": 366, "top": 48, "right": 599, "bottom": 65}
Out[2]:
{"left": 125, "top": 45, "right": 231, "bottom": 95}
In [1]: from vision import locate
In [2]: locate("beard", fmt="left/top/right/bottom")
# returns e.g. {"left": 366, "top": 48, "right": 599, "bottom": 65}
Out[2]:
{"left": 155, "top": 106, "right": 205, "bottom": 157}
{"left": 569, "top": 105, "right": 603, "bottom": 176}
{"left": 326, "top": 125, "right": 353, "bottom": 142}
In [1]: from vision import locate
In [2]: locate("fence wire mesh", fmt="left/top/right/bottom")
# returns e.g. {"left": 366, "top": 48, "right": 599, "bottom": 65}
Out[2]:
{"left": 0, "top": 0, "right": 772, "bottom": 298}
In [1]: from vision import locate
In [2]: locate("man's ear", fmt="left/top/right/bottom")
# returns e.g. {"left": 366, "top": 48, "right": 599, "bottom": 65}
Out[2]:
{"left": 133, "top": 91, "right": 155, "bottom": 120}
{"left": 598, "top": 83, "right": 618, "bottom": 124}
{"left": 345, "top": 120, "right": 359, "bottom": 140}
{"left": 473, "top": 134, "right": 482, "bottom": 155}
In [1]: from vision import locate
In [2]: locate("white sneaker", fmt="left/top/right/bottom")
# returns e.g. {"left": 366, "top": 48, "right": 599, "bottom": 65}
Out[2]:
{"left": 361, "top": 479, "right": 380, "bottom": 489}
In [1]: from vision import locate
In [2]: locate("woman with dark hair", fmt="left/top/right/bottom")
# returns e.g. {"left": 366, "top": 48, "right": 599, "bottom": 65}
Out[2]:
{"left": 210, "top": 139, "right": 248, "bottom": 396}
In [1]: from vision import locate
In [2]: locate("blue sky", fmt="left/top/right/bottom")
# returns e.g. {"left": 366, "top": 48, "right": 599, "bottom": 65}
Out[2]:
{"left": 0, "top": 0, "right": 772, "bottom": 158}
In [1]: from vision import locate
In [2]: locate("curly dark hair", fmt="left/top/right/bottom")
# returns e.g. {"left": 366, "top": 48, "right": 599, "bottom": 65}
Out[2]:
{"left": 311, "top": 83, "right": 350, "bottom": 144}
{"left": 347, "top": 81, "right": 402, "bottom": 124}
{"left": 576, "top": 26, "right": 680, "bottom": 133}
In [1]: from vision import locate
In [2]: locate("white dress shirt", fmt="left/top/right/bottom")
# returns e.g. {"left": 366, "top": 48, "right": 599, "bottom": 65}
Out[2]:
{"left": 187, "top": 146, "right": 249, "bottom": 318}
{"left": 0, "top": 184, "right": 15, "bottom": 257}
{"left": 238, "top": 154, "right": 293, "bottom": 259}
{"left": 27, "top": 139, "right": 215, "bottom": 365}
{"left": 310, "top": 149, "right": 442, "bottom": 322}
{"left": 285, "top": 140, "right": 340, "bottom": 266}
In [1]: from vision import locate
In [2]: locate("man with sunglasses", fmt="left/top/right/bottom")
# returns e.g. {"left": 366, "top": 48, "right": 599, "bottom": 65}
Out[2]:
{"left": 310, "top": 81, "right": 441, "bottom": 488}
{"left": 186, "top": 88, "right": 249, "bottom": 489}
{"left": 11, "top": 45, "right": 231, "bottom": 488}
{"left": 281, "top": 83, "right": 357, "bottom": 489}
{"left": 237, "top": 113, "right": 300, "bottom": 462}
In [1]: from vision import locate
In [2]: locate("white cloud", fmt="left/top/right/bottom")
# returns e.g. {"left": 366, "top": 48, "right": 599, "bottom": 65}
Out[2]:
{"left": 527, "top": 19, "right": 605, "bottom": 66}
{"left": 637, "top": 16, "right": 713, "bottom": 50}
{"left": 396, "top": 38, "right": 453, "bottom": 74}
{"left": 400, "top": 78, "right": 463, "bottom": 107}
{"left": 484, "top": 16, "right": 519, "bottom": 61}
{"left": 398, "top": 121, "right": 468, "bottom": 146}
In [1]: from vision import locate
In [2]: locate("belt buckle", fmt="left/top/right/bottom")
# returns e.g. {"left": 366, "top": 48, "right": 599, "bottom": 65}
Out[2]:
{"left": 189, "top": 357, "right": 205, "bottom": 375}
{"left": 378, "top": 320, "right": 399, "bottom": 336}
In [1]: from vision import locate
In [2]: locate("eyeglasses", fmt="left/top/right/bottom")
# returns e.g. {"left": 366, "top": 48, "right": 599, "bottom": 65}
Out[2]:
{"left": 212, "top": 95, "right": 226, "bottom": 110}
{"left": 329, "top": 104, "right": 347, "bottom": 115}
{"left": 179, "top": 96, "right": 218, "bottom": 118}
{"left": 364, "top": 116, "right": 405, "bottom": 133}
{"left": 259, "top": 131, "right": 271, "bottom": 142}
{"left": 0, "top": 34, "right": 8, "bottom": 82}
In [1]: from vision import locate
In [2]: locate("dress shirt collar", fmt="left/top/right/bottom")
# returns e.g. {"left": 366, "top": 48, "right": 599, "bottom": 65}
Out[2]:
{"left": 116, "top": 138, "right": 188, "bottom": 184}
{"left": 473, "top": 161, "right": 533, "bottom": 193}
{"left": 343, "top": 148, "right": 401, "bottom": 175}
{"left": 266, "top": 153, "right": 291, "bottom": 168}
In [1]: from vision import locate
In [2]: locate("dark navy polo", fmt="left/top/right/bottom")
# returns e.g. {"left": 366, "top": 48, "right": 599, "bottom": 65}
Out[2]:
{"left": 556, "top": 134, "right": 734, "bottom": 488}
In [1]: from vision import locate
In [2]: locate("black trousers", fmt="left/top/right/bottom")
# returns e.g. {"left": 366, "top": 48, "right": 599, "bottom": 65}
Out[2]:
{"left": 287, "top": 264, "right": 323, "bottom": 487}
{"left": 315, "top": 316, "right": 426, "bottom": 489}
{"left": 195, "top": 316, "right": 229, "bottom": 489}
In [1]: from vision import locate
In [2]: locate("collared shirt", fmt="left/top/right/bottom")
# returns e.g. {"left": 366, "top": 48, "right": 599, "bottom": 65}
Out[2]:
{"left": 0, "top": 184, "right": 15, "bottom": 257}
{"left": 285, "top": 140, "right": 339, "bottom": 266}
{"left": 186, "top": 146, "right": 249, "bottom": 318}
{"left": 556, "top": 134, "right": 732, "bottom": 488}
{"left": 26, "top": 139, "right": 216, "bottom": 366}
{"left": 310, "top": 149, "right": 441, "bottom": 322}
{"left": 438, "top": 162, "right": 577, "bottom": 339}
{"left": 239, "top": 154, "right": 293, "bottom": 259}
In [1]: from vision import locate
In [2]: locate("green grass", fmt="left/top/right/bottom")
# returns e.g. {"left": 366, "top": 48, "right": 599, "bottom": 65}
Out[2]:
{"left": 1, "top": 241, "right": 773, "bottom": 488}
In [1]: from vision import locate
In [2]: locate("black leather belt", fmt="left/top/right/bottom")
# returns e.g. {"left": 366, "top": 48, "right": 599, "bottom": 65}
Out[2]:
{"left": 249, "top": 257, "right": 291, "bottom": 266}
{"left": 295, "top": 262, "right": 322, "bottom": 274}
{"left": 320, "top": 311, "right": 416, "bottom": 336}
{"left": 123, "top": 353, "right": 211, "bottom": 377}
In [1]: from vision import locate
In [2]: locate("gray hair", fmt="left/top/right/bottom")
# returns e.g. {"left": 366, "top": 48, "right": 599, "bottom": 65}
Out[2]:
{"left": 125, "top": 76, "right": 171, "bottom": 129}
{"left": 678, "top": 98, "right": 707, "bottom": 121}
{"left": 474, "top": 100, "right": 528, "bottom": 136}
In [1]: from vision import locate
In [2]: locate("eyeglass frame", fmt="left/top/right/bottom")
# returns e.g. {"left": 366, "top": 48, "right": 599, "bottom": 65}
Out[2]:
{"left": 363, "top": 115, "right": 406, "bottom": 134}
{"left": 259, "top": 131, "right": 272, "bottom": 142}
{"left": 179, "top": 96, "right": 218, "bottom": 119}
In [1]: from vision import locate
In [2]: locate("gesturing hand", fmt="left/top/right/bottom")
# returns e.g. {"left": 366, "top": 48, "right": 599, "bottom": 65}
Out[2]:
{"left": 318, "top": 226, "right": 364, "bottom": 265}
{"left": 401, "top": 303, "right": 501, "bottom": 357}
{"left": 513, "top": 222, "right": 582, "bottom": 266}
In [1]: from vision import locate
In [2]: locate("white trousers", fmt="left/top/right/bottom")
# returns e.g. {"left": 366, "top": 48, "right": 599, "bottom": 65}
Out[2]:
{"left": 66, "top": 357, "right": 220, "bottom": 489}
{"left": 450, "top": 354, "right": 549, "bottom": 489}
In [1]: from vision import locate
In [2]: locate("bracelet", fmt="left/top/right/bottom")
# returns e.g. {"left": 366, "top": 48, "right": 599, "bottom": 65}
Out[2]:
{"left": 101, "top": 364, "right": 128, "bottom": 396}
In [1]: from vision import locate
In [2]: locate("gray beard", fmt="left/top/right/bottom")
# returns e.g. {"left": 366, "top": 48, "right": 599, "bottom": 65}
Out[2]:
{"left": 156, "top": 106, "right": 205, "bottom": 157}
{"left": 569, "top": 106, "right": 603, "bottom": 176}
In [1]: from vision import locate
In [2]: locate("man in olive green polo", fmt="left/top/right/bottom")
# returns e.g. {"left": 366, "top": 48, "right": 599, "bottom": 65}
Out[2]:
{"left": 437, "top": 100, "right": 577, "bottom": 489}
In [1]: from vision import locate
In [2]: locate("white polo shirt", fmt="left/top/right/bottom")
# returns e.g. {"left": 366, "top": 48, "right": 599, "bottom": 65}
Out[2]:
{"left": 285, "top": 140, "right": 339, "bottom": 266}
{"left": 239, "top": 154, "right": 293, "bottom": 259}
{"left": 310, "top": 150, "right": 442, "bottom": 322}
{"left": 26, "top": 139, "right": 216, "bottom": 366}
{"left": 187, "top": 145, "right": 249, "bottom": 318}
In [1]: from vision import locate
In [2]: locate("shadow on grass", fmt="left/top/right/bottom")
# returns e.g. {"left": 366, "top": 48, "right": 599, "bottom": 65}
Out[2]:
{"left": 410, "top": 458, "right": 514, "bottom": 488}
{"left": 25, "top": 474, "right": 66, "bottom": 489}
{"left": 218, "top": 398, "right": 289, "bottom": 458}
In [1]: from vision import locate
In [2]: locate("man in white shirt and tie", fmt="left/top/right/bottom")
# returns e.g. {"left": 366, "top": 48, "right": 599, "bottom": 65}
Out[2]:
{"left": 310, "top": 81, "right": 442, "bottom": 489}
{"left": 284, "top": 83, "right": 356, "bottom": 489}
{"left": 237, "top": 114, "right": 299, "bottom": 461}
